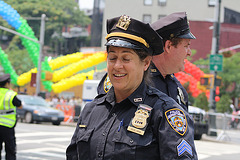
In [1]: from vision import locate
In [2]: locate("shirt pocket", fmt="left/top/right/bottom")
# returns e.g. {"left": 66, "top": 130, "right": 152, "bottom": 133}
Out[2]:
{"left": 76, "top": 128, "right": 94, "bottom": 159}
{"left": 112, "top": 127, "right": 156, "bottom": 160}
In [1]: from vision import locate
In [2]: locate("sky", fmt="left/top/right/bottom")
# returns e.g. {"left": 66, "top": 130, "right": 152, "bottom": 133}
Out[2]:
{"left": 79, "top": 0, "right": 94, "bottom": 9}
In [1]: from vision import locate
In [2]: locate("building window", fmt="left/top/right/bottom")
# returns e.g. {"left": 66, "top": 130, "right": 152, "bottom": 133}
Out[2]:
{"left": 158, "top": 14, "right": 166, "bottom": 19}
{"left": 158, "top": 0, "right": 167, "bottom": 6}
{"left": 143, "top": 14, "right": 152, "bottom": 24}
{"left": 144, "top": 0, "right": 152, "bottom": 6}
{"left": 208, "top": 0, "right": 216, "bottom": 7}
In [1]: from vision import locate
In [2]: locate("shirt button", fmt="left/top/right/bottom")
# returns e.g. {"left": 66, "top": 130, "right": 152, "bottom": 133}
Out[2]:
{"left": 130, "top": 139, "right": 133, "bottom": 144}
{"left": 102, "top": 132, "right": 105, "bottom": 136}
{"left": 98, "top": 151, "right": 103, "bottom": 157}
{"left": 112, "top": 113, "right": 116, "bottom": 116}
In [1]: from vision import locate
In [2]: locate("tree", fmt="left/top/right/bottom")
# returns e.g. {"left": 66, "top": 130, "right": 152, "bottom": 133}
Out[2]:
{"left": 4, "top": 0, "right": 91, "bottom": 45}
{"left": 218, "top": 52, "right": 240, "bottom": 98}
{"left": 194, "top": 52, "right": 240, "bottom": 98}
{"left": 216, "top": 94, "right": 232, "bottom": 113}
{"left": 5, "top": 36, "right": 34, "bottom": 75}
{"left": 193, "top": 92, "right": 209, "bottom": 111}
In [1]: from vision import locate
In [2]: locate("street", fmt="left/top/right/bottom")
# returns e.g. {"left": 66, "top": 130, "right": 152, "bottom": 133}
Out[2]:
{"left": 1, "top": 122, "right": 240, "bottom": 160}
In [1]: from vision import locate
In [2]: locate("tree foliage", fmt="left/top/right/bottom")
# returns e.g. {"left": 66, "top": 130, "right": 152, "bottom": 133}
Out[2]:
{"left": 193, "top": 92, "right": 209, "bottom": 111}
{"left": 5, "top": 36, "right": 34, "bottom": 75}
{"left": 194, "top": 52, "right": 240, "bottom": 98}
{"left": 216, "top": 94, "right": 232, "bottom": 113}
{"left": 4, "top": 0, "right": 91, "bottom": 44}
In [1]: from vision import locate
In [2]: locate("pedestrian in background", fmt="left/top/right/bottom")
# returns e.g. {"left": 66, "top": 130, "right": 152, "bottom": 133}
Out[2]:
{"left": 66, "top": 15, "right": 197, "bottom": 160}
{"left": 0, "top": 74, "right": 22, "bottom": 160}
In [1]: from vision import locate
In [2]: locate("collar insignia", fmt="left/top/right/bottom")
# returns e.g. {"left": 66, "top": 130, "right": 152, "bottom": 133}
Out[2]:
{"left": 127, "top": 104, "right": 152, "bottom": 135}
{"left": 151, "top": 69, "right": 157, "bottom": 72}
{"left": 165, "top": 108, "right": 187, "bottom": 136}
{"left": 116, "top": 15, "right": 131, "bottom": 30}
{"left": 134, "top": 98, "right": 142, "bottom": 102}
{"left": 104, "top": 74, "right": 112, "bottom": 93}
{"left": 177, "top": 87, "right": 186, "bottom": 105}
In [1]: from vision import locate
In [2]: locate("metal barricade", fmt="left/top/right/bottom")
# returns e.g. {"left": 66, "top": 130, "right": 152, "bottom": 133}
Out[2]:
{"left": 207, "top": 112, "right": 240, "bottom": 143}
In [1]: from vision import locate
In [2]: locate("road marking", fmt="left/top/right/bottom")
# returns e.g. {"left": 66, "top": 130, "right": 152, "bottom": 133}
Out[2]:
{"left": 16, "top": 132, "right": 73, "bottom": 137}
{"left": 18, "top": 147, "right": 65, "bottom": 158}
{"left": 17, "top": 137, "right": 71, "bottom": 145}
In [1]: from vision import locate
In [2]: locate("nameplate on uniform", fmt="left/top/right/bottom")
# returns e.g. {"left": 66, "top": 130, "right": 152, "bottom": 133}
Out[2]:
{"left": 79, "top": 124, "right": 87, "bottom": 128}
{"left": 127, "top": 104, "right": 152, "bottom": 135}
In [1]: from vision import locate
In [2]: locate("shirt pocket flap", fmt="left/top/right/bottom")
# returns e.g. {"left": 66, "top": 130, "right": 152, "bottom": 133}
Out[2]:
{"left": 77, "top": 128, "right": 94, "bottom": 142}
{"left": 112, "top": 129, "right": 154, "bottom": 147}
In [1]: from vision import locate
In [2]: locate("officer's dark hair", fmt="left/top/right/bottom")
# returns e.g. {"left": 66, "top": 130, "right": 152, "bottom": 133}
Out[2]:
{"left": 133, "top": 48, "right": 152, "bottom": 86}
{"left": 0, "top": 79, "right": 10, "bottom": 88}
{"left": 163, "top": 37, "right": 183, "bottom": 48}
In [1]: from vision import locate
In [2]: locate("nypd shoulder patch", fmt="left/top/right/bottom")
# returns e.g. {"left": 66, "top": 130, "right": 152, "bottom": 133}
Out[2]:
{"left": 177, "top": 139, "right": 193, "bottom": 157}
{"left": 165, "top": 108, "right": 187, "bottom": 136}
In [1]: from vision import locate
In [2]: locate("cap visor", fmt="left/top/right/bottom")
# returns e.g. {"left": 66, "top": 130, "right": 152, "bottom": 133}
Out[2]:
{"left": 105, "top": 39, "right": 142, "bottom": 49}
{"left": 178, "top": 32, "right": 196, "bottom": 39}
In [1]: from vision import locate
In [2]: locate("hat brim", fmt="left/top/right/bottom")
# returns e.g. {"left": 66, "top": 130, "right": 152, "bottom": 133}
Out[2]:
{"left": 178, "top": 32, "right": 196, "bottom": 39}
{"left": 105, "top": 39, "right": 142, "bottom": 50}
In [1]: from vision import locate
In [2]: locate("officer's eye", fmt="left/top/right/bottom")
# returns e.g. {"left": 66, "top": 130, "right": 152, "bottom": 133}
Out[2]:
{"left": 109, "top": 57, "right": 117, "bottom": 61}
{"left": 123, "top": 58, "right": 130, "bottom": 62}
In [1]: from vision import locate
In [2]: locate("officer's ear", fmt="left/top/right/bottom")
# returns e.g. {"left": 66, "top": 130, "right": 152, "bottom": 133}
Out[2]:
{"left": 164, "top": 40, "right": 172, "bottom": 53}
{"left": 143, "top": 56, "right": 152, "bottom": 71}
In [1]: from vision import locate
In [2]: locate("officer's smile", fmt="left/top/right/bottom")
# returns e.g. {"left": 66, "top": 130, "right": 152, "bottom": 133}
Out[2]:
{"left": 114, "top": 73, "right": 127, "bottom": 77}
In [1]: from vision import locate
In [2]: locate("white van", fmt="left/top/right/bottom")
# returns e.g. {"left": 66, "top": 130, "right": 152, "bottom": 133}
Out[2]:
{"left": 81, "top": 80, "right": 100, "bottom": 110}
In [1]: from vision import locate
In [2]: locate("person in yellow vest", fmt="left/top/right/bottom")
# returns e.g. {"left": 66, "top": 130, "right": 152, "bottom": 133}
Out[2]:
{"left": 0, "top": 74, "right": 22, "bottom": 160}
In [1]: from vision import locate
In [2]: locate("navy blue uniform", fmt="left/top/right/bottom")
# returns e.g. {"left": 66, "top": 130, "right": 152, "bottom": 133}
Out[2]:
{"left": 66, "top": 81, "right": 197, "bottom": 160}
{"left": 150, "top": 63, "right": 189, "bottom": 111}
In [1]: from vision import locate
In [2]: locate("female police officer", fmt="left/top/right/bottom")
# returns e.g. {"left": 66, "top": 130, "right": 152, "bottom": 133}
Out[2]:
{"left": 66, "top": 15, "right": 197, "bottom": 160}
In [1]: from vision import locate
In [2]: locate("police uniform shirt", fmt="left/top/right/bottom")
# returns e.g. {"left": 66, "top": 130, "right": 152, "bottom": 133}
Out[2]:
{"left": 66, "top": 81, "right": 197, "bottom": 160}
{"left": 150, "top": 63, "right": 189, "bottom": 111}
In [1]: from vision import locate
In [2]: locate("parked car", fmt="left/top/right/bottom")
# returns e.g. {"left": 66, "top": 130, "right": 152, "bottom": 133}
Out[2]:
{"left": 188, "top": 105, "right": 209, "bottom": 140}
{"left": 16, "top": 95, "right": 65, "bottom": 125}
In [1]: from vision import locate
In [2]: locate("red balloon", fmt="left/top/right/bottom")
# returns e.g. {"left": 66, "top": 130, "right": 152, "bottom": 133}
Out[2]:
{"left": 215, "top": 96, "right": 220, "bottom": 102}
{"left": 216, "top": 86, "right": 220, "bottom": 95}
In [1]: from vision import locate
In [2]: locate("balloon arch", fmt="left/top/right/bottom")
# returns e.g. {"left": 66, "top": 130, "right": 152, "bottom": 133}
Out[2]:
{"left": 0, "top": 0, "right": 107, "bottom": 93}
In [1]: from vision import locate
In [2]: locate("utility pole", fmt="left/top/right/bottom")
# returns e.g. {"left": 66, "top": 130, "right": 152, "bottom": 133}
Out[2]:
{"left": 36, "top": 14, "right": 46, "bottom": 96}
{"left": 209, "top": 0, "right": 222, "bottom": 136}
{"left": 90, "top": 0, "right": 102, "bottom": 46}
{"left": 209, "top": 0, "right": 221, "bottom": 110}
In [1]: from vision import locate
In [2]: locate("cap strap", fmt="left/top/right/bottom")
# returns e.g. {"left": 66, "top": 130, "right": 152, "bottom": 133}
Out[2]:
{"left": 106, "top": 32, "right": 149, "bottom": 48}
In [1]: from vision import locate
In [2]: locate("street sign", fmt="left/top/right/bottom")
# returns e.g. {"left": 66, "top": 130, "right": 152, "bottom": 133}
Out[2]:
{"left": 209, "top": 55, "right": 223, "bottom": 71}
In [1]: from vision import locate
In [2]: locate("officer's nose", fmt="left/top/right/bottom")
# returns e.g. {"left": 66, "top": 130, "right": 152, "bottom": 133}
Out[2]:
{"left": 114, "top": 59, "right": 123, "bottom": 69}
{"left": 187, "top": 47, "right": 192, "bottom": 56}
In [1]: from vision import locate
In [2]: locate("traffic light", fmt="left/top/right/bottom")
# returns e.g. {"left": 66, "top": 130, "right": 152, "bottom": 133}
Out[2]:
{"left": 215, "top": 77, "right": 222, "bottom": 86}
{"left": 200, "top": 77, "right": 209, "bottom": 86}
{"left": 199, "top": 74, "right": 222, "bottom": 89}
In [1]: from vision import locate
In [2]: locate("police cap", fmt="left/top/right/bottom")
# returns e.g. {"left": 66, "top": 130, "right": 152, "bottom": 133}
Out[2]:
{"left": 0, "top": 74, "right": 10, "bottom": 84}
{"left": 105, "top": 15, "right": 164, "bottom": 55}
{"left": 151, "top": 12, "right": 196, "bottom": 40}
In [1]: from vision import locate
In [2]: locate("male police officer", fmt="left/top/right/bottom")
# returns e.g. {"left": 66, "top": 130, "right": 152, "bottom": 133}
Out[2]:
{"left": 0, "top": 74, "right": 22, "bottom": 160}
{"left": 97, "top": 12, "right": 195, "bottom": 112}
{"left": 150, "top": 12, "right": 196, "bottom": 111}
